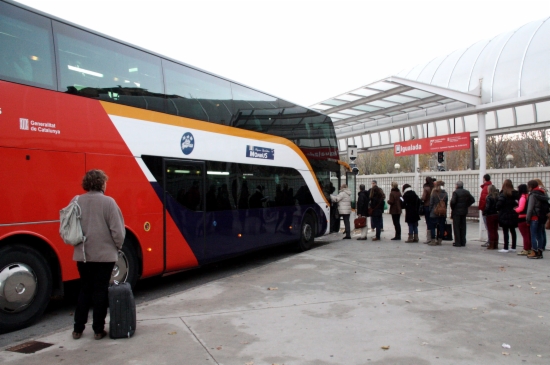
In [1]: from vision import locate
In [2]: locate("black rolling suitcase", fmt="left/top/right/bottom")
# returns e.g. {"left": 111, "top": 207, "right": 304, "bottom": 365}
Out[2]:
{"left": 108, "top": 282, "right": 136, "bottom": 339}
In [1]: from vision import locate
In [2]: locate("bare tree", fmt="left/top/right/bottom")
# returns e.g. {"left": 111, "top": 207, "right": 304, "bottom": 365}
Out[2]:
{"left": 486, "top": 135, "right": 512, "bottom": 169}
{"left": 523, "top": 129, "right": 550, "bottom": 166}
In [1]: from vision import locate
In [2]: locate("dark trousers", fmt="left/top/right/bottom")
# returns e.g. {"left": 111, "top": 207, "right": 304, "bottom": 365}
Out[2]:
{"left": 452, "top": 214, "right": 467, "bottom": 246}
{"left": 331, "top": 206, "right": 340, "bottom": 232}
{"left": 501, "top": 225, "right": 517, "bottom": 249}
{"left": 74, "top": 261, "right": 115, "bottom": 334}
{"left": 371, "top": 216, "right": 382, "bottom": 238}
{"left": 433, "top": 217, "right": 446, "bottom": 239}
{"left": 391, "top": 214, "right": 401, "bottom": 238}
{"left": 341, "top": 214, "right": 350, "bottom": 237}
{"left": 423, "top": 206, "right": 431, "bottom": 230}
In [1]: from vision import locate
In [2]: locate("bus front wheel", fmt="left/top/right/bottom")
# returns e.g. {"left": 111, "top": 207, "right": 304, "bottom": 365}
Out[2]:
{"left": 296, "top": 214, "right": 315, "bottom": 252}
{"left": 0, "top": 244, "right": 52, "bottom": 334}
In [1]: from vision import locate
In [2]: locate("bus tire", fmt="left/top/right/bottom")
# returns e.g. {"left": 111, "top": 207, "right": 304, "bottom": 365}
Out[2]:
{"left": 0, "top": 245, "right": 52, "bottom": 334}
{"left": 111, "top": 238, "right": 139, "bottom": 288}
{"left": 296, "top": 214, "right": 315, "bottom": 252}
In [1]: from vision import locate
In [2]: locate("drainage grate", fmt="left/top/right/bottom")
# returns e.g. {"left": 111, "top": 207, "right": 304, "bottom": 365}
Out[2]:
{"left": 6, "top": 341, "right": 54, "bottom": 354}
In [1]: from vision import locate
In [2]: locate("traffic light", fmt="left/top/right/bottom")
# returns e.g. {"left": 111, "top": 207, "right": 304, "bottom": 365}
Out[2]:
{"left": 437, "top": 151, "right": 444, "bottom": 163}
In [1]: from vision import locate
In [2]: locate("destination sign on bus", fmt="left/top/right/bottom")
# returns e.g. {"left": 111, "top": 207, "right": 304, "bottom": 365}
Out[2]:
{"left": 247, "top": 145, "right": 274, "bottom": 160}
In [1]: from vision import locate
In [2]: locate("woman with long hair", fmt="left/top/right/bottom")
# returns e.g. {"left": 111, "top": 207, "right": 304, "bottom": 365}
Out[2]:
{"left": 369, "top": 186, "right": 385, "bottom": 241}
{"left": 534, "top": 178, "right": 548, "bottom": 251}
{"left": 388, "top": 181, "right": 403, "bottom": 240}
{"left": 402, "top": 184, "right": 421, "bottom": 242}
{"left": 484, "top": 185, "right": 500, "bottom": 250}
{"left": 421, "top": 177, "right": 435, "bottom": 244}
{"left": 515, "top": 184, "right": 531, "bottom": 255}
{"left": 496, "top": 179, "right": 519, "bottom": 253}
{"left": 429, "top": 180, "right": 448, "bottom": 246}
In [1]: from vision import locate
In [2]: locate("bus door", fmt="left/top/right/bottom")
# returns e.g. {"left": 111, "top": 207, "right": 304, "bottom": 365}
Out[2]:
{"left": 163, "top": 159, "right": 206, "bottom": 263}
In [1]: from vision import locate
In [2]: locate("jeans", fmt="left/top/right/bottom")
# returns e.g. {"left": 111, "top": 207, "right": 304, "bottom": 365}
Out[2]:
{"left": 452, "top": 214, "right": 467, "bottom": 246}
{"left": 74, "top": 261, "right": 116, "bottom": 334}
{"left": 371, "top": 216, "right": 382, "bottom": 238}
{"left": 391, "top": 214, "right": 401, "bottom": 238}
{"left": 518, "top": 221, "right": 531, "bottom": 250}
{"left": 501, "top": 225, "right": 517, "bottom": 250}
{"left": 341, "top": 214, "right": 350, "bottom": 237}
{"left": 423, "top": 206, "right": 431, "bottom": 231}
{"left": 530, "top": 220, "right": 545, "bottom": 251}
{"left": 408, "top": 222, "right": 418, "bottom": 234}
{"left": 433, "top": 217, "right": 446, "bottom": 239}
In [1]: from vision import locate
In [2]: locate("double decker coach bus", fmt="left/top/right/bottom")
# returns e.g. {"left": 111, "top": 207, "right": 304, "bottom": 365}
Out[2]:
{"left": 0, "top": 0, "right": 340, "bottom": 332}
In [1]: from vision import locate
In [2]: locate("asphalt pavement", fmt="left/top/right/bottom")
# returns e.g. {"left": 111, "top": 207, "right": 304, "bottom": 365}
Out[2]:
{"left": 1, "top": 215, "right": 549, "bottom": 365}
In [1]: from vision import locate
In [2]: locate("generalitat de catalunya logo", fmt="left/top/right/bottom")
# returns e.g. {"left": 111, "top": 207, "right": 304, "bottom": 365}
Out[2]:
{"left": 181, "top": 132, "right": 195, "bottom": 155}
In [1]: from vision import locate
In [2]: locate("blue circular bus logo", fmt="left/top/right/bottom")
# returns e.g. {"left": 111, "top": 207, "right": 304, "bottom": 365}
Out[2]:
{"left": 181, "top": 132, "right": 195, "bottom": 155}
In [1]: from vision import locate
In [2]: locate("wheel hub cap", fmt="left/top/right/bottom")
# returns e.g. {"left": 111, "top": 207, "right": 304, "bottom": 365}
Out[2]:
{"left": 0, "top": 263, "right": 38, "bottom": 313}
{"left": 110, "top": 252, "right": 129, "bottom": 284}
{"left": 303, "top": 223, "right": 312, "bottom": 241}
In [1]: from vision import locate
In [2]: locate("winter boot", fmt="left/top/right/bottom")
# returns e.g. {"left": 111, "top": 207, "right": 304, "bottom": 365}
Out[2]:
{"left": 413, "top": 234, "right": 419, "bottom": 242}
{"left": 437, "top": 238, "right": 443, "bottom": 246}
{"left": 405, "top": 234, "right": 414, "bottom": 243}
{"left": 424, "top": 230, "right": 431, "bottom": 244}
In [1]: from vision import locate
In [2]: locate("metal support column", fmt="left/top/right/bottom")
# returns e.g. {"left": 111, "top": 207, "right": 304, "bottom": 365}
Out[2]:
{"left": 414, "top": 154, "right": 420, "bottom": 192}
{"left": 478, "top": 112, "right": 487, "bottom": 241}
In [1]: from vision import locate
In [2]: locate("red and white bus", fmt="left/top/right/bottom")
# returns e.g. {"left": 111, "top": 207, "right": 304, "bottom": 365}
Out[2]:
{"left": 0, "top": 0, "right": 340, "bottom": 332}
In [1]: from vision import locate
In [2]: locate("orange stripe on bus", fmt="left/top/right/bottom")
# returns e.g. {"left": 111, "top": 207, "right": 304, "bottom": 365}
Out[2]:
{"left": 99, "top": 101, "right": 329, "bottom": 206}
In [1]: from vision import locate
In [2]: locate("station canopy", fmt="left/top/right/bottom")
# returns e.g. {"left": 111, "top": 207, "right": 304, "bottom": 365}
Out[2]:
{"left": 311, "top": 16, "right": 550, "bottom": 154}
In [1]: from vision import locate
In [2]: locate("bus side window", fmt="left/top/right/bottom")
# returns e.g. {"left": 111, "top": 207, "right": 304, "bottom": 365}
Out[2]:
{"left": 53, "top": 21, "right": 165, "bottom": 113}
{"left": 163, "top": 60, "right": 233, "bottom": 125}
{"left": 0, "top": 2, "right": 56, "bottom": 90}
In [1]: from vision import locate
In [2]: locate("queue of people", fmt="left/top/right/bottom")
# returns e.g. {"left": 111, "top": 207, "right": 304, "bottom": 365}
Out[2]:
{"left": 334, "top": 175, "right": 549, "bottom": 259}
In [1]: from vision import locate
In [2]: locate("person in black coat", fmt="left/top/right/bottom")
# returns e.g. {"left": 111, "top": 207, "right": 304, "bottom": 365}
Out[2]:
{"left": 356, "top": 184, "right": 370, "bottom": 240}
{"left": 450, "top": 181, "right": 475, "bottom": 247}
{"left": 496, "top": 179, "right": 519, "bottom": 252}
{"left": 369, "top": 186, "right": 384, "bottom": 241}
{"left": 402, "top": 184, "right": 420, "bottom": 242}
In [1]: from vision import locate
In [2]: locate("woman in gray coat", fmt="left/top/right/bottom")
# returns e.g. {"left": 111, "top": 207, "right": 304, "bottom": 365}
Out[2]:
{"left": 72, "top": 170, "right": 125, "bottom": 340}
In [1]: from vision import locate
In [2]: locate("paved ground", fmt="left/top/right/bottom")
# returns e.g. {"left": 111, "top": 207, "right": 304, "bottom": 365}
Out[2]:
{"left": 1, "top": 215, "right": 549, "bottom": 365}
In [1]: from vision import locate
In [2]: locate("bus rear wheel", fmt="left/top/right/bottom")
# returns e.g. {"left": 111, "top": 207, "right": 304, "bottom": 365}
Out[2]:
{"left": 0, "top": 245, "right": 52, "bottom": 334}
{"left": 295, "top": 214, "right": 315, "bottom": 252}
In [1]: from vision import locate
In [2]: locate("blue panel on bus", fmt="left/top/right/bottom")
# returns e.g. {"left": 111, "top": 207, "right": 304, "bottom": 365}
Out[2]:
{"left": 150, "top": 182, "right": 328, "bottom": 266}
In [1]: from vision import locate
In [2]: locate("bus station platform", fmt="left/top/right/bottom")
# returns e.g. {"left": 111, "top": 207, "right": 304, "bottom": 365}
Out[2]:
{"left": 1, "top": 214, "right": 549, "bottom": 364}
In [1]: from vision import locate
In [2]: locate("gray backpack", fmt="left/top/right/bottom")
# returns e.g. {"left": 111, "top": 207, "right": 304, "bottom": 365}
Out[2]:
{"left": 59, "top": 196, "right": 86, "bottom": 247}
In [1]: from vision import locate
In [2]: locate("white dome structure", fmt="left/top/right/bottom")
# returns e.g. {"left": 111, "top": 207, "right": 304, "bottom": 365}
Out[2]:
{"left": 397, "top": 17, "right": 550, "bottom": 104}
{"left": 312, "top": 17, "right": 550, "bottom": 152}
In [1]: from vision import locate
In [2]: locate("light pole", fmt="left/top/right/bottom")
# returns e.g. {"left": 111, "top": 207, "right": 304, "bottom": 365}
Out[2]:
{"left": 394, "top": 163, "right": 400, "bottom": 173}
{"left": 506, "top": 154, "right": 514, "bottom": 169}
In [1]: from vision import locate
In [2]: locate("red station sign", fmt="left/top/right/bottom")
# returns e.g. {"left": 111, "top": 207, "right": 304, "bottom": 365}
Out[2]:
{"left": 393, "top": 132, "right": 471, "bottom": 156}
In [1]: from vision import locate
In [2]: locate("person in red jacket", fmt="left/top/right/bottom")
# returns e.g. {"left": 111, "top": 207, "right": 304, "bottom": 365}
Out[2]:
{"left": 479, "top": 174, "right": 492, "bottom": 247}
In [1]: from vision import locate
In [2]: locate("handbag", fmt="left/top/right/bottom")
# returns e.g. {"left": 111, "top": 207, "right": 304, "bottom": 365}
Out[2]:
{"left": 443, "top": 221, "right": 453, "bottom": 241}
{"left": 354, "top": 216, "right": 367, "bottom": 229}
{"left": 384, "top": 201, "right": 388, "bottom": 211}
{"left": 418, "top": 200, "right": 424, "bottom": 216}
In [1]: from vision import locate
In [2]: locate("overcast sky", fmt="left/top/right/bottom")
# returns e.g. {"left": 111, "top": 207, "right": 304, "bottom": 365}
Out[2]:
{"left": 15, "top": 0, "right": 550, "bottom": 107}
